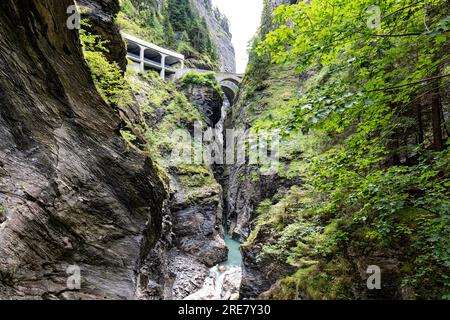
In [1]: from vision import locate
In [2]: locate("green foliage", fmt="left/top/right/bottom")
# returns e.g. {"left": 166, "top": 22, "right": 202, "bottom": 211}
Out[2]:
{"left": 125, "top": 71, "right": 205, "bottom": 160}
{"left": 0, "top": 204, "right": 5, "bottom": 223}
{"left": 179, "top": 71, "right": 222, "bottom": 94}
{"left": 80, "top": 20, "right": 131, "bottom": 106}
{"left": 176, "top": 164, "right": 221, "bottom": 203}
{"left": 121, "top": 0, "right": 137, "bottom": 17}
{"left": 117, "top": 0, "right": 169, "bottom": 45}
{"left": 258, "top": 0, "right": 450, "bottom": 137}
{"left": 272, "top": 259, "right": 354, "bottom": 300}
{"left": 240, "top": 0, "right": 450, "bottom": 299}
{"left": 167, "top": 0, "right": 218, "bottom": 61}
{"left": 120, "top": 129, "right": 138, "bottom": 145}
{"left": 176, "top": 164, "right": 216, "bottom": 188}
{"left": 118, "top": 0, "right": 219, "bottom": 67}
{"left": 121, "top": 70, "right": 221, "bottom": 202}
{"left": 116, "top": 12, "right": 159, "bottom": 44}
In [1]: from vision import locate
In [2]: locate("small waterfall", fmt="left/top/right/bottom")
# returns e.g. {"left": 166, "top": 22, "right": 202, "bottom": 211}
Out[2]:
{"left": 209, "top": 266, "right": 227, "bottom": 299}
{"left": 184, "top": 264, "right": 242, "bottom": 300}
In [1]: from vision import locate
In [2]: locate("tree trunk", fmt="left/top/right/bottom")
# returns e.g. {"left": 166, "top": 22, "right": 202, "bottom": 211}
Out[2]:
{"left": 431, "top": 87, "right": 444, "bottom": 151}
{"left": 416, "top": 103, "right": 424, "bottom": 144}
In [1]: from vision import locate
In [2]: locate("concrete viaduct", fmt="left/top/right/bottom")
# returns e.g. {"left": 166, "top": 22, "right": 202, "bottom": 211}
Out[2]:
{"left": 122, "top": 33, "right": 243, "bottom": 102}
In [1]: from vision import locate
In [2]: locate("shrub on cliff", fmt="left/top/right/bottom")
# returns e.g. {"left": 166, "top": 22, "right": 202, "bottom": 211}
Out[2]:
{"left": 80, "top": 20, "right": 132, "bottom": 106}
{"left": 243, "top": 0, "right": 450, "bottom": 299}
{"left": 179, "top": 71, "right": 223, "bottom": 94}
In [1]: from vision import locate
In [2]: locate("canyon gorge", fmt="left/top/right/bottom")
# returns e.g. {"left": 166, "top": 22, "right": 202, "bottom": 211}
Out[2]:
{"left": 0, "top": 0, "right": 449, "bottom": 300}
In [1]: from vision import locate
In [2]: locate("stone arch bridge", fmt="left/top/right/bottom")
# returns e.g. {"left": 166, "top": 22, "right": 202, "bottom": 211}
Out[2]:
{"left": 172, "top": 69, "right": 243, "bottom": 103}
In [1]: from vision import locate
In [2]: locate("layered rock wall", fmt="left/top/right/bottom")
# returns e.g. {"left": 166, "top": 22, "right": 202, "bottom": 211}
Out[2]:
{"left": 0, "top": 0, "right": 166, "bottom": 299}
{"left": 191, "top": 0, "right": 236, "bottom": 72}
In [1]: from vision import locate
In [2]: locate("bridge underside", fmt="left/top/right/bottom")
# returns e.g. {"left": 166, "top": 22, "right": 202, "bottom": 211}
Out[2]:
{"left": 123, "top": 33, "right": 184, "bottom": 79}
{"left": 221, "top": 86, "right": 235, "bottom": 106}
{"left": 220, "top": 80, "right": 240, "bottom": 104}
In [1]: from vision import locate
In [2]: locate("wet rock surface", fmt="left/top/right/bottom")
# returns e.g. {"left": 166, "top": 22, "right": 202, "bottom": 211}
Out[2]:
{"left": 184, "top": 266, "right": 242, "bottom": 300}
{"left": 240, "top": 234, "right": 295, "bottom": 299}
{"left": 169, "top": 173, "right": 228, "bottom": 269}
{"left": 169, "top": 253, "right": 210, "bottom": 299}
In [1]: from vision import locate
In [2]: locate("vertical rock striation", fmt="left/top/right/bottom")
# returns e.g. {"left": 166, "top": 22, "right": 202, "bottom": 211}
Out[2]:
{"left": 131, "top": 77, "right": 228, "bottom": 300}
{"left": 224, "top": 0, "right": 302, "bottom": 298}
{"left": 191, "top": 0, "right": 236, "bottom": 73}
{"left": 0, "top": 0, "right": 166, "bottom": 299}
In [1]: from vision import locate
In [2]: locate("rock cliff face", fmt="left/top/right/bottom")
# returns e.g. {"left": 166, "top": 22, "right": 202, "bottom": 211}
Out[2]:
{"left": 127, "top": 76, "right": 228, "bottom": 300}
{"left": 137, "top": 176, "right": 228, "bottom": 300}
{"left": 232, "top": 0, "right": 419, "bottom": 300}
{"left": 223, "top": 0, "right": 302, "bottom": 298}
{"left": 191, "top": 0, "right": 236, "bottom": 73}
{"left": 78, "top": 0, "right": 128, "bottom": 71}
{"left": 182, "top": 85, "right": 224, "bottom": 127}
{"left": 0, "top": 0, "right": 166, "bottom": 299}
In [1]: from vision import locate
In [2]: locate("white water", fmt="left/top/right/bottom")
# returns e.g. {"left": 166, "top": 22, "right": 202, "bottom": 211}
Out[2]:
{"left": 209, "top": 265, "right": 228, "bottom": 299}
{"left": 184, "top": 216, "right": 243, "bottom": 300}
{"left": 184, "top": 264, "right": 242, "bottom": 300}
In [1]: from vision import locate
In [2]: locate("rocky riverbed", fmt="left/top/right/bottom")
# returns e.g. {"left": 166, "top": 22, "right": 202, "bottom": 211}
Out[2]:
{"left": 184, "top": 236, "right": 243, "bottom": 301}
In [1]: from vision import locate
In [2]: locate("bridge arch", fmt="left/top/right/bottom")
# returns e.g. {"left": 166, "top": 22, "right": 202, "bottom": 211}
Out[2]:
{"left": 123, "top": 34, "right": 244, "bottom": 103}
{"left": 215, "top": 73, "right": 243, "bottom": 86}
{"left": 171, "top": 68, "right": 243, "bottom": 103}
{"left": 219, "top": 79, "right": 240, "bottom": 104}
{"left": 216, "top": 73, "right": 243, "bottom": 103}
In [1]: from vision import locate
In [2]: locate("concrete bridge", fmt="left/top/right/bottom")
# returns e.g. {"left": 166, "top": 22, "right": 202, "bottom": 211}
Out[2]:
{"left": 172, "top": 68, "right": 243, "bottom": 103}
{"left": 123, "top": 33, "right": 243, "bottom": 102}
{"left": 122, "top": 33, "right": 185, "bottom": 79}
